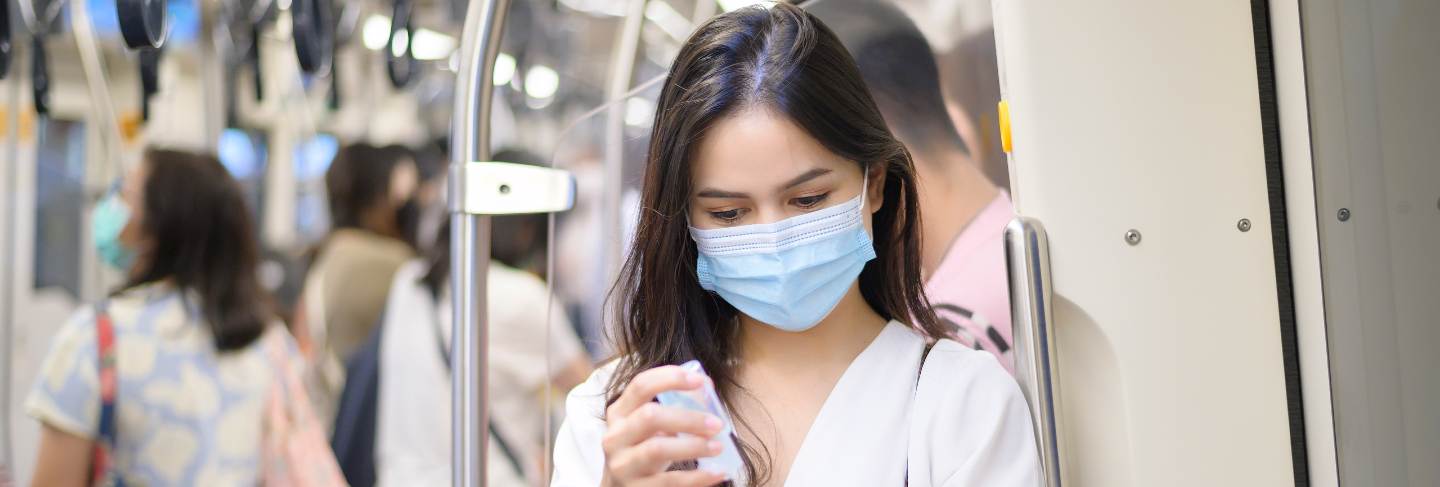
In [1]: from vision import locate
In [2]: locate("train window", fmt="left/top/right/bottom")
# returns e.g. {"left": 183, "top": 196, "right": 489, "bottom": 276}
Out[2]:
{"left": 216, "top": 128, "right": 268, "bottom": 222}
{"left": 31, "top": 119, "right": 86, "bottom": 298}
{"left": 294, "top": 133, "right": 338, "bottom": 244}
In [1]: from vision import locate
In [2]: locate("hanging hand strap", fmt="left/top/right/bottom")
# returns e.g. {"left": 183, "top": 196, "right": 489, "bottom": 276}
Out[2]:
{"left": 92, "top": 303, "right": 125, "bottom": 487}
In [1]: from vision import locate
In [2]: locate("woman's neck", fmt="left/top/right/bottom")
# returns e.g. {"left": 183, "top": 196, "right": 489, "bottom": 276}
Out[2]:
{"left": 737, "top": 282, "right": 888, "bottom": 370}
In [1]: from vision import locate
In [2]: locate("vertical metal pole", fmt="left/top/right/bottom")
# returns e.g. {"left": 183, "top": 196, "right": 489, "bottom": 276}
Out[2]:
{"left": 450, "top": 0, "right": 510, "bottom": 486}
{"left": 1, "top": 27, "right": 23, "bottom": 481}
{"left": 601, "top": 0, "right": 646, "bottom": 307}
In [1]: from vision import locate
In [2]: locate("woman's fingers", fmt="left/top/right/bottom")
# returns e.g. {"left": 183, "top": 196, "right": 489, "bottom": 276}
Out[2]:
{"left": 608, "top": 365, "right": 705, "bottom": 418}
{"left": 603, "top": 403, "right": 723, "bottom": 452}
{"left": 607, "top": 435, "right": 726, "bottom": 480}
{"left": 637, "top": 470, "right": 729, "bottom": 487}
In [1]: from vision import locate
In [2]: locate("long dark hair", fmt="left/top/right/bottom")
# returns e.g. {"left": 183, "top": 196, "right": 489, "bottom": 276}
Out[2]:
{"left": 607, "top": 4, "right": 943, "bottom": 482}
{"left": 126, "top": 149, "right": 270, "bottom": 352}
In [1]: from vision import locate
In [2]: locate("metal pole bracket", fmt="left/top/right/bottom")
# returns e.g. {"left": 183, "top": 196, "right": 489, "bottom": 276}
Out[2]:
{"left": 451, "top": 161, "right": 575, "bottom": 215}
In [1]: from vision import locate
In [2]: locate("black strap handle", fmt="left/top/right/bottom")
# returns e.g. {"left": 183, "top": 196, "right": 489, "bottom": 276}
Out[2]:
{"left": 1, "top": 0, "right": 12, "bottom": 79}
{"left": 138, "top": 46, "right": 162, "bottom": 121}
{"left": 250, "top": 22, "right": 264, "bottom": 101}
{"left": 31, "top": 35, "right": 48, "bottom": 115}
{"left": 385, "top": 0, "right": 419, "bottom": 89}
{"left": 116, "top": 0, "right": 167, "bottom": 49}
{"left": 291, "top": 0, "right": 333, "bottom": 75}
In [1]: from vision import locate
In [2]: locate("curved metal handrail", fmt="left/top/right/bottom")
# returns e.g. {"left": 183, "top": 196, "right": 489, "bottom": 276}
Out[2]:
{"left": 1006, "top": 217, "right": 1064, "bottom": 487}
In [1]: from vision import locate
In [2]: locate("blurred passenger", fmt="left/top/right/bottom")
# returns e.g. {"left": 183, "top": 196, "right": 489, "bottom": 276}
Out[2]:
{"left": 25, "top": 149, "right": 341, "bottom": 486}
{"left": 552, "top": 5, "right": 1038, "bottom": 486}
{"left": 811, "top": 0, "right": 1016, "bottom": 373}
{"left": 938, "top": 26, "right": 1009, "bottom": 190}
{"left": 297, "top": 143, "right": 419, "bottom": 428}
{"left": 372, "top": 149, "right": 591, "bottom": 486}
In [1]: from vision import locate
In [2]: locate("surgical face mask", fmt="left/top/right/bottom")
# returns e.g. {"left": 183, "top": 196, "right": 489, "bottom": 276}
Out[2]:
{"left": 690, "top": 178, "right": 876, "bottom": 332}
{"left": 92, "top": 189, "right": 136, "bottom": 272}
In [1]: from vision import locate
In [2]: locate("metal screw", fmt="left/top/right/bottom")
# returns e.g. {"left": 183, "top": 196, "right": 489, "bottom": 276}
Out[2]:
{"left": 1124, "top": 229, "right": 1142, "bottom": 246}
{"left": 1338, "top": 208, "right": 1351, "bottom": 222}
{"left": 1237, "top": 218, "right": 1252, "bottom": 232}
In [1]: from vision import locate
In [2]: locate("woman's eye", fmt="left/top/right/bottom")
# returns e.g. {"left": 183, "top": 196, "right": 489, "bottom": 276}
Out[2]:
{"left": 709, "top": 209, "right": 744, "bottom": 222}
{"left": 792, "top": 193, "right": 829, "bottom": 209}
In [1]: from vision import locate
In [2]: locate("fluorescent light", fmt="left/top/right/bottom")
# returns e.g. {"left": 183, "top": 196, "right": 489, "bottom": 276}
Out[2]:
{"left": 390, "top": 29, "right": 411, "bottom": 58}
{"left": 493, "top": 53, "right": 516, "bottom": 86}
{"left": 718, "top": 0, "right": 771, "bottom": 12}
{"left": 557, "top": 0, "right": 627, "bottom": 17}
{"left": 525, "top": 65, "right": 560, "bottom": 99}
{"left": 364, "top": 14, "right": 458, "bottom": 61}
{"left": 411, "top": 29, "right": 456, "bottom": 60}
{"left": 363, "top": 15, "right": 391, "bottom": 50}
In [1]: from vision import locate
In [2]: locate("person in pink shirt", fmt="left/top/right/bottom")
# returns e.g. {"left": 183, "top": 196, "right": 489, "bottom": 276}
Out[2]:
{"left": 812, "top": 0, "right": 1016, "bottom": 373}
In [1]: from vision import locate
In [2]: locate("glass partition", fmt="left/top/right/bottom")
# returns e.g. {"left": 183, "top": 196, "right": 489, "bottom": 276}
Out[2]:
{"left": 1302, "top": 0, "right": 1440, "bottom": 485}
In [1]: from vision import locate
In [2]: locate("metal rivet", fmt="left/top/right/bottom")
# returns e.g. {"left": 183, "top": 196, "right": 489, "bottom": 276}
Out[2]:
{"left": 1338, "top": 208, "right": 1351, "bottom": 222}
{"left": 1124, "top": 229, "right": 1142, "bottom": 246}
{"left": 498, "top": 184, "right": 511, "bottom": 194}
{"left": 1238, "top": 218, "right": 1252, "bottom": 232}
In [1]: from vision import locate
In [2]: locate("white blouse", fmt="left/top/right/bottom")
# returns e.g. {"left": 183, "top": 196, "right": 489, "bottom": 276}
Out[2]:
{"left": 551, "top": 321, "right": 1042, "bottom": 486}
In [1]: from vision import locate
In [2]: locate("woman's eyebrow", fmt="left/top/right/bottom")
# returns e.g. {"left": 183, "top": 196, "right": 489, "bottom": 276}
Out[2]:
{"left": 694, "top": 168, "right": 833, "bottom": 198}
{"left": 780, "top": 168, "right": 833, "bottom": 190}
{"left": 696, "top": 188, "right": 749, "bottom": 198}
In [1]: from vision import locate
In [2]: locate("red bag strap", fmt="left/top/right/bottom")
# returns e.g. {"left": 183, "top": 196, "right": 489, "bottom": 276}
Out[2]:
{"left": 92, "top": 303, "right": 123, "bottom": 487}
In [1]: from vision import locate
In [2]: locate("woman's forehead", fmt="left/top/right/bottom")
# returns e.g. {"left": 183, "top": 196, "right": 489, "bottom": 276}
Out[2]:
{"left": 690, "top": 109, "right": 860, "bottom": 193}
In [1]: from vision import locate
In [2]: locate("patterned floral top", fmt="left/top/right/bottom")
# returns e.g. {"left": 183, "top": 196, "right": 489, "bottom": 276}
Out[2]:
{"left": 25, "top": 283, "right": 298, "bottom": 486}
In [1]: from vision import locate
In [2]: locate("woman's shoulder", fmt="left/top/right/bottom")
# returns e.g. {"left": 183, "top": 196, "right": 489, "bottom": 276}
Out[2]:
{"left": 571, "top": 360, "right": 618, "bottom": 401}
{"left": 921, "top": 338, "right": 1022, "bottom": 399}
{"left": 911, "top": 339, "right": 1042, "bottom": 485}
{"left": 560, "top": 359, "right": 617, "bottom": 425}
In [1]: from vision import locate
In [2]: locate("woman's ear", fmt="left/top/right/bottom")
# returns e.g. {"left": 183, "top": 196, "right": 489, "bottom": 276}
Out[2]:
{"left": 866, "top": 163, "right": 887, "bottom": 213}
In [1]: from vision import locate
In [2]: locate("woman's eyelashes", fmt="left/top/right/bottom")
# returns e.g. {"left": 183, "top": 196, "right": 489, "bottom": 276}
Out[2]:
{"left": 704, "top": 192, "right": 832, "bottom": 224}
{"left": 709, "top": 208, "right": 747, "bottom": 223}
{"left": 791, "top": 192, "right": 829, "bottom": 209}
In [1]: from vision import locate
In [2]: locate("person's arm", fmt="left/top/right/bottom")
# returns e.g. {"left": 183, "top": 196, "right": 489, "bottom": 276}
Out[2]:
{"left": 29, "top": 423, "right": 92, "bottom": 487}
{"left": 23, "top": 309, "right": 104, "bottom": 487}
{"left": 551, "top": 355, "right": 594, "bottom": 394}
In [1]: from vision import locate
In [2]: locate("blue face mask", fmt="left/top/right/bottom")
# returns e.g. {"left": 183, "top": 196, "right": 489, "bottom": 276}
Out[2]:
{"left": 92, "top": 189, "right": 136, "bottom": 272}
{"left": 690, "top": 179, "right": 876, "bottom": 332}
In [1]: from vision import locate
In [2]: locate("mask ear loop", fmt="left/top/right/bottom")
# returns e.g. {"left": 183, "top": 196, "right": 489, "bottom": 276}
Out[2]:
{"left": 860, "top": 167, "right": 870, "bottom": 214}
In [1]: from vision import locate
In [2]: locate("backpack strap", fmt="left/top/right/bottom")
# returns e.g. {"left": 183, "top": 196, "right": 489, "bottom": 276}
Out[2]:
{"left": 427, "top": 297, "right": 528, "bottom": 479}
{"left": 903, "top": 341, "right": 937, "bottom": 487}
{"left": 92, "top": 303, "right": 124, "bottom": 487}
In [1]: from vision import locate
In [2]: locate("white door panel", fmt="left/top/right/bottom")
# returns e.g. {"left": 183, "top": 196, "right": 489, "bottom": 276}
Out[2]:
{"left": 993, "top": 1, "right": 1297, "bottom": 485}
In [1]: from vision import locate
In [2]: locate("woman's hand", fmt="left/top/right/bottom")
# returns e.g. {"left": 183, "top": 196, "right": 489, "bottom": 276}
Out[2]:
{"left": 600, "top": 365, "right": 729, "bottom": 487}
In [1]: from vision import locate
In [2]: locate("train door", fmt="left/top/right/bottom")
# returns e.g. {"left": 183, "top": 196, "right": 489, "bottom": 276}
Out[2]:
{"left": 994, "top": 0, "right": 1440, "bottom": 485}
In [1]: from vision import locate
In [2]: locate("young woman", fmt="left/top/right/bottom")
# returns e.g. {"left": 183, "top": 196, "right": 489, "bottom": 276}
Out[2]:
{"left": 25, "top": 150, "right": 327, "bottom": 486}
{"left": 551, "top": 5, "right": 1039, "bottom": 487}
